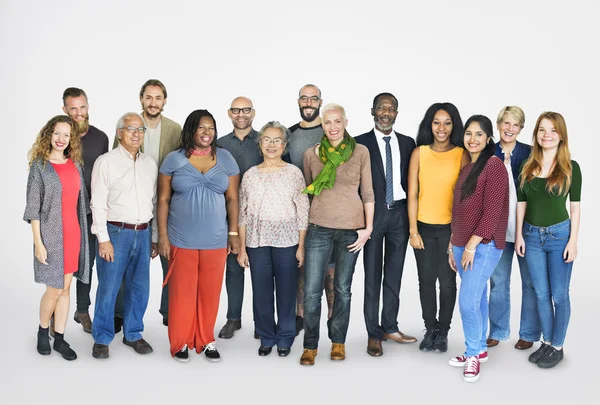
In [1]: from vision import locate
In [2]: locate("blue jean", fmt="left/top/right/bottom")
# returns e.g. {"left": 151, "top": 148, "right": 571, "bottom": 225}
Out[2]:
{"left": 92, "top": 223, "right": 151, "bottom": 345}
{"left": 488, "top": 242, "right": 541, "bottom": 341}
{"left": 303, "top": 224, "right": 359, "bottom": 350}
{"left": 453, "top": 240, "right": 503, "bottom": 357}
{"left": 247, "top": 245, "right": 299, "bottom": 348}
{"left": 225, "top": 253, "right": 245, "bottom": 321}
{"left": 523, "top": 219, "right": 573, "bottom": 347}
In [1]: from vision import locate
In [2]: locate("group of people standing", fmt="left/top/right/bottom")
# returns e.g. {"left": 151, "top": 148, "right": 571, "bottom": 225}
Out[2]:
{"left": 24, "top": 80, "right": 581, "bottom": 383}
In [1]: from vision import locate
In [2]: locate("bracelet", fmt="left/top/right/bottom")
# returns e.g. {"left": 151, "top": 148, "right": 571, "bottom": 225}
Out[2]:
{"left": 228, "top": 232, "right": 238, "bottom": 236}
{"left": 465, "top": 246, "right": 476, "bottom": 253}
{"left": 446, "top": 248, "right": 452, "bottom": 254}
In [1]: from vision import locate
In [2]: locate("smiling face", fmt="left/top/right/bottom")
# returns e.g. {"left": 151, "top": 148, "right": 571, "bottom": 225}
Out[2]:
{"left": 298, "top": 85, "right": 322, "bottom": 123}
{"left": 194, "top": 116, "right": 216, "bottom": 149}
{"left": 228, "top": 97, "right": 255, "bottom": 131}
{"left": 536, "top": 118, "right": 560, "bottom": 151}
{"left": 464, "top": 121, "right": 488, "bottom": 161}
{"left": 63, "top": 95, "right": 89, "bottom": 134}
{"left": 371, "top": 95, "right": 398, "bottom": 134}
{"left": 431, "top": 109, "right": 453, "bottom": 144}
{"left": 259, "top": 127, "right": 286, "bottom": 159}
{"left": 140, "top": 85, "right": 166, "bottom": 119}
{"left": 322, "top": 108, "right": 347, "bottom": 146}
{"left": 50, "top": 122, "right": 72, "bottom": 154}
{"left": 119, "top": 115, "right": 145, "bottom": 154}
{"left": 498, "top": 113, "right": 523, "bottom": 145}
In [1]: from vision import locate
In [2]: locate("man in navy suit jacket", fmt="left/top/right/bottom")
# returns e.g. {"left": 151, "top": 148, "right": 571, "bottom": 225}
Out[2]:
{"left": 355, "top": 93, "right": 417, "bottom": 357}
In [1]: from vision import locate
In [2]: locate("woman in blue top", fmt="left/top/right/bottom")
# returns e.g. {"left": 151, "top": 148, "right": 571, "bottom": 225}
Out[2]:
{"left": 157, "top": 109, "right": 240, "bottom": 363}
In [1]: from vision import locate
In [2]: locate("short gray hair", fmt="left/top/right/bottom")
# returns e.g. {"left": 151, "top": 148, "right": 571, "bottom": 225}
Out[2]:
{"left": 115, "top": 112, "right": 144, "bottom": 133}
{"left": 321, "top": 103, "right": 347, "bottom": 121}
{"left": 257, "top": 121, "right": 290, "bottom": 144}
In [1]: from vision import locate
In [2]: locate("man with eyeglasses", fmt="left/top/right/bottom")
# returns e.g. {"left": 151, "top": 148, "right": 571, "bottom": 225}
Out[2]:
{"left": 355, "top": 93, "right": 417, "bottom": 357}
{"left": 216, "top": 96, "right": 262, "bottom": 339}
{"left": 285, "top": 84, "right": 335, "bottom": 336}
{"left": 54, "top": 87, "right": 109, "bottom": 336}
{"left": 90, "top": 112, "right": 159, "bottom": 359}
{"left": 111, "top": 79, "right": 181, "bottom": 331}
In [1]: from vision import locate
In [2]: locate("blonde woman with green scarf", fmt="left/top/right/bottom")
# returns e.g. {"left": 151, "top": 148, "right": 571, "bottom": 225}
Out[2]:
{"left": 299, "top": 103, "right": 374, "bottom": 366}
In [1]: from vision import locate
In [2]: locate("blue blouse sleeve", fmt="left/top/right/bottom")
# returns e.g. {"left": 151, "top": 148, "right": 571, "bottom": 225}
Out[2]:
{"left": 160, "top": 149, "right": 185, "bottom": 176}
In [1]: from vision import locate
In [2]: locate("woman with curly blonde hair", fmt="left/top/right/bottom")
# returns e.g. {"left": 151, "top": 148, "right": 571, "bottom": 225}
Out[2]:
{"left": 24, "top": 115, "right": 90, "bottom": 361}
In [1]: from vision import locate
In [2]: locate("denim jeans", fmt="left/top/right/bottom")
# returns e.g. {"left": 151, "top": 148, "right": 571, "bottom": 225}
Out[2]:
{"left": 453, "top": 240, "right": 503, "bottom": 357}
{"left": 247, "top": 245, "right": 299, "bottom": 348}
{"left": 92, "top": 223, "right": 151, "bottom": 345}
{"left": 225, "top": 253, "right": 245, "bottom": 321}
{"left": 414, "top": 222, "right": 456, "bottom": 332}
{"left": 523, "top": 219, "right": 573, "bottom": 347}
{"left": 76, "top": 214, "right": 96, "bottom": 313}
{"left": 488, "top": 242, "right": 541, "bottom": 341}
{"left": 303, "top": 224, "right": 359, "bottom": 350}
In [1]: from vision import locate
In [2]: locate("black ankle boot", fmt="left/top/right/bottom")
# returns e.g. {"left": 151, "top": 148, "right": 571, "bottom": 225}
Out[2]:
{"left": 37, "top": 325, "right": 51, "bottom": 355}
{"left": 433, "top": 329, "right": 448, "bottom": 352}
{"left": 53, "top": 333, "right": 77, "bottom": 361}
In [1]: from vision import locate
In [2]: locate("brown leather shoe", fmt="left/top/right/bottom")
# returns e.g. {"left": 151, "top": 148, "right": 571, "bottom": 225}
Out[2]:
{"left": 300, "top": 348, "right": 318, "bottom": 366}
{"left": 486, "top": 338, "right": 499, "bottom": 347}
{"left": 330, "top": 343, "right": 346, "bottom": 360}
{"left": 514, "top": 339, "right": 534, "bottom": 350}
{"left": 382, "top": 331, "right": 417, "bottom": 344}
{"left": 367, "top": 338, "right": 383, "bottom": 357}
{"left": 92, "top": 343, "right": 109, "bottom": 359}
{"left": 122, "top": 337, "right": 153, "bottom": 354}
{"left": 74, "top": 311, "right": 92, "bottom": 334}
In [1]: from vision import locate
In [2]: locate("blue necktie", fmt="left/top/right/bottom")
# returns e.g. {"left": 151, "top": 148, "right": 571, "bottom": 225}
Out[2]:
{"left": 383, "top": 136, "right": 393, "bottom": 205}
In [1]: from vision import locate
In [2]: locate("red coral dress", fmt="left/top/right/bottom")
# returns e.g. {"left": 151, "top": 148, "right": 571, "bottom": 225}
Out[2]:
{"left": 51, "top": 159, "right": 81, "bottom": 274}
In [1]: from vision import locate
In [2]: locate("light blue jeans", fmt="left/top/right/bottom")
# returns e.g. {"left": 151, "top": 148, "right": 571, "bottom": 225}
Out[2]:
{"left": 488, "top": 242, "right": 541, "bottom": 341}
{"left": 453, "top": 240, "right": 503, "bottom": 357}
{"left": 523, "top": 219, "right": 573, "bottom": 347}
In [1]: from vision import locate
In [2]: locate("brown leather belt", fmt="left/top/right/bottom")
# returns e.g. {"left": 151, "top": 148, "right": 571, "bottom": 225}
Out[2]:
{"left": 107, "top": 221, "right": 149, "bottom": 230}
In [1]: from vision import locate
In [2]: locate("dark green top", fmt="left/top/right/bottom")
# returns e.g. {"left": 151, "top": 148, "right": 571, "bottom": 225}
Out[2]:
{"left": 517, "top": 160, "right": 581, "bottom": 227}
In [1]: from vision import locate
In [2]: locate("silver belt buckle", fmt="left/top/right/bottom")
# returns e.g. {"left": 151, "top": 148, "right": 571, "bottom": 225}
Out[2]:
{"left": 134, "top": 223, "right": 140, "bottom": 230}
{"left": 386, "top": 201, "right": 394, "bottom": 210}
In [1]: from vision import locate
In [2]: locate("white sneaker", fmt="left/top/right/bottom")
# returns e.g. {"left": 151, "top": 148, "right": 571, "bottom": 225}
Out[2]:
{"left": 463, "top": 356, "right": 480, "bottom": 382}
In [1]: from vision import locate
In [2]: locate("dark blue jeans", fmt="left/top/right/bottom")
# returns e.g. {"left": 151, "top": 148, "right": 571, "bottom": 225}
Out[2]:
{"left": 303, "top": 224, "right": 359, "bottom": 350}
{"left": 523, "top": 219, "right": 573, "bottom": 347}
{"left": 92, "top": 223, "right": 151, "bottom": 345}
{"left": 225, "top": 253, "right": 245, "bottom": 321}
{"left": 247, "top": 245, "right": 299, "bottom": 348}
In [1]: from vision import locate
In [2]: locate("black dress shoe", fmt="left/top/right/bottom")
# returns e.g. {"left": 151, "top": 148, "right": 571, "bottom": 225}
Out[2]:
{"left": 37, "top": 328, "right": 51, "bottom": 355}
{"left": 277, "top": 347, "right": 291, "bottom": 357}
{"left": 218, "top": 320, "right": 241, "bottom": 339}
{"left": 258, "top": 345, "right": 273, "bottom": 356}
{"left": 53, "top": 339, "right": 77, "bottom": 361}
{"left": 114, "top": 317, "right": 124, "bottom": 334}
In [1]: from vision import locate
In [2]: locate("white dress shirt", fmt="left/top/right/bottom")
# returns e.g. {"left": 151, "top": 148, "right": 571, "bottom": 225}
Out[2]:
{"left": 90, "top": 144, "right": 159, "bottom": 243}
{"left": 374, "top": 127, "right": 405, "bottom": 200}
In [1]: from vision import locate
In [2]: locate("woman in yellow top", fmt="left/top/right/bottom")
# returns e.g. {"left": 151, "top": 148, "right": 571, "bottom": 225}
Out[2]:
{"left": 408, "top": 102, "right": 470, "bottom": 352}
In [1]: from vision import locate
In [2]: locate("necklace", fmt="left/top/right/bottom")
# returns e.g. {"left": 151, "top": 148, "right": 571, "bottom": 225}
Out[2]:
{"left": 190, "top": 147, "right": 212, "bottom": 157}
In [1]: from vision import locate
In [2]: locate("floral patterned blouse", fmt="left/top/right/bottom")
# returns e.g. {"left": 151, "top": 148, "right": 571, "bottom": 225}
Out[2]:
{"left": 239, "top": 164, "right": 309, "bottom": 248}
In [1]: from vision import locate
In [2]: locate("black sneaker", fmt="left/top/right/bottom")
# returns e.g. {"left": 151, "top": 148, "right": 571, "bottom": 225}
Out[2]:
{"left": 537, "top": 346, "right": 564, "bottom": 368}
{"left": 174, "top": 345, "right": 189, "bottom": 362}
{"left": 37, "top": 327, "right": 51, "bottom": 355}
{"left": 295, "top": 315, "right": 304, "bottom": 336}
{"left": 528, "top": 343, "right": 549, "bottom": 364}
{"left": 433, "top": 329, "right": 448, "bottom": 352}
{"left": 419, "top": 329, "right": 437, "bottom": 352}
{"left": 202, "top": 341, "right": 220, "bottom": 362}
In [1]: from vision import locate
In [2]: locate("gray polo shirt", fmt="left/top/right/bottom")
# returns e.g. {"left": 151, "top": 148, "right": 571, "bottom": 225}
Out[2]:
{"left": 216, "top": 128, "right": 263, "bottom": 178}
{"left": 286, "top": 122, "right": 324, "bottom": 173}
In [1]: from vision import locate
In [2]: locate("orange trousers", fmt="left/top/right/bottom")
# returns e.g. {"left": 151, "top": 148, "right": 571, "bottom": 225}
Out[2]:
{"left": 164, "top": 246, "right": 227, "bottom": 357}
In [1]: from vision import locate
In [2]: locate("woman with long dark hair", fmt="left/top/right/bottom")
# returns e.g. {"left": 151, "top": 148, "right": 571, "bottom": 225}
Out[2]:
{"left": 24, "top": 115, "right": 90, "bottom": 361}
{"left": 408, "top": 102, "right": 469, "bottom": 352}
{"left": 157, "top": 109, "right": 241, "bottom": 363}
{"left": 447, "top": 115, "right": 509, "bottom": 382}
{"left": 516, "top": 111, "right": 581, "bottom": 369}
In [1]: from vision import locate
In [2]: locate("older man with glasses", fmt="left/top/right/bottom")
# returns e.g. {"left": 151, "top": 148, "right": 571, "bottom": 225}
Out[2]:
{"left": 216, "top": 96, "right": 263, "bottom": 339}
{"left": 90, "top": 112, "right": 159, "bottom": 359}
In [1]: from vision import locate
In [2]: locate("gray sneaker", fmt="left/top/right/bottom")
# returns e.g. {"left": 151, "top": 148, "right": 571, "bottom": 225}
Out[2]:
{"left": 538, "top": 346, "right": 564, "bottom": 368}
{"left": 528, "top": 343, "right": 549, "bottom": 363}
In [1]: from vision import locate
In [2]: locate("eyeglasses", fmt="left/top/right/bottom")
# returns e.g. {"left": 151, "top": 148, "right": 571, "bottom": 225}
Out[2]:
{"left": 261, "top": 137, "right": 284, "bottom": 145}
{"left": 121, "top": 126, "right": 147, "bottom": 134}
{"left": 229, "top": 107, "right": 253, "bottom": 114}
{"left": 298, "top": 96, "right": 320, "bottom": 103}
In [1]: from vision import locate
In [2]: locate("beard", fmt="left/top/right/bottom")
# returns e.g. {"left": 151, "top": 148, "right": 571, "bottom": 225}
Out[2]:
{"left": 299, "top": 106, "right": 320, "bottom": 123}
{"left": 375, "top": 119, "right": 394, "bottom": 133}
{"left": 75, "top": 116, "right": 90, "bottom": 135}
{"left": 144, "top": 105, "right": 163, "bottom": 119}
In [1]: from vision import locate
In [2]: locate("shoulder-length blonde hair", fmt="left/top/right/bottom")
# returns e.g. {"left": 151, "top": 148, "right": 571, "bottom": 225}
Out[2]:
{"left": 28, "top": 115, "right": 83, "bottom": 167}
{"left": 520, "top": 111, "right": 572, "bottom": 196}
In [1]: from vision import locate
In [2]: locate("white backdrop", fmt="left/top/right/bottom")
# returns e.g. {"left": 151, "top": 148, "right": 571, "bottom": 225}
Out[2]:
{"left": 1, "top": 0, "right": 598, "bottom": 403}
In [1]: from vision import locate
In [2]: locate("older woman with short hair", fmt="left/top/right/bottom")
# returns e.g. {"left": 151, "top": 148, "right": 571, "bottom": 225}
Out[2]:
{"left": 237, "top": 121, "right": 309, "bottom": 357}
